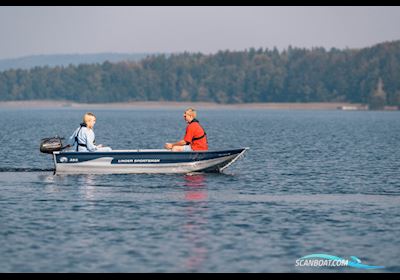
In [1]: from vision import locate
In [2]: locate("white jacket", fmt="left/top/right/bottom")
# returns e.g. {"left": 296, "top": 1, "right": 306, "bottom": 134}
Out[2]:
{"left": 68, "top": 125, "right": 97, "bottom": 152}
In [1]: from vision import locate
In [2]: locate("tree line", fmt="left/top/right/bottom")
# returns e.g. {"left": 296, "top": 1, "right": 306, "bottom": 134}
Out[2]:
{"left": 1, "top": 40, "right": 400, "bottom": 105}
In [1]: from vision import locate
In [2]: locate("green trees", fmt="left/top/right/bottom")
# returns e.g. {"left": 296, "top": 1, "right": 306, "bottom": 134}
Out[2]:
{"left": 0, "top": 41, "right": 399, "bottom": 105}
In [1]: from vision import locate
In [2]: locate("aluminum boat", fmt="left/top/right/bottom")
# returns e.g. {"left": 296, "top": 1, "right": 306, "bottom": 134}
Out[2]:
{"left": 53, "top": 148, "right": 248, "bottom": 174}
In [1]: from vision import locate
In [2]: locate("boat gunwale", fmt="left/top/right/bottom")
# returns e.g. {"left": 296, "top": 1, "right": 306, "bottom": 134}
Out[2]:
{"left": 54, "top": 147, "right": 249, "bottom": 156}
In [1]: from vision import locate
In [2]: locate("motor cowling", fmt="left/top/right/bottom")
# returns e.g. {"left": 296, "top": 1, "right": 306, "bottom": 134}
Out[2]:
{"left": 40, "top": 137, "right": 64, "bottom": 154}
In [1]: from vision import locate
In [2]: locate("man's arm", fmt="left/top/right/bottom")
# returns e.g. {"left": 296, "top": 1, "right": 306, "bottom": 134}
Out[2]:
{"left": 165, "top": 140, "right": 186, "bottom": 150}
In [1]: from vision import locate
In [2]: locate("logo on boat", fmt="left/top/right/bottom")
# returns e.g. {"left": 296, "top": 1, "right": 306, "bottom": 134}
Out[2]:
{"left": 60, "top": 157, "right": 68, "bottom": 163}
{"left": 295, "top": 254, "right": 384, "bottom": 270}
{"left": 117, "top": 159, "right": 161, "bottom": 163}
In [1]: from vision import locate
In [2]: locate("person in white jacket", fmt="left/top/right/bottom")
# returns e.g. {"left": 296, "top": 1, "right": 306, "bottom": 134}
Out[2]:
{"left": 67, "top": 112, "right": 112, "bottom": 152}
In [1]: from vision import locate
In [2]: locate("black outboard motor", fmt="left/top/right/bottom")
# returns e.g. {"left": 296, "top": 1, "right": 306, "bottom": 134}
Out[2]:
{"left": 40, "top": 137, "right": 64, "bottom": 154}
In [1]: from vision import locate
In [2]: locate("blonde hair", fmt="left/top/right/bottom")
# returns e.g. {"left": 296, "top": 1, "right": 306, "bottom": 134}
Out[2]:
{"left": 83, "top": 112, "right": 96, "bottom": 124}
{"left": 185, "top": 108, "right": 197, "bottom": 118}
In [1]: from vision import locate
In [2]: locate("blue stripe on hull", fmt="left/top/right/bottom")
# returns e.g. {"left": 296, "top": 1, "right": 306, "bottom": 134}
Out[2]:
{"left": 55, "top": 149, "right": 246, "bottom": 165}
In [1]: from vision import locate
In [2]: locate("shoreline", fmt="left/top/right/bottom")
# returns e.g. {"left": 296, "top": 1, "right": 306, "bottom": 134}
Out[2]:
{"left": 0, "top": 100, "right": 367, "bottom": 110}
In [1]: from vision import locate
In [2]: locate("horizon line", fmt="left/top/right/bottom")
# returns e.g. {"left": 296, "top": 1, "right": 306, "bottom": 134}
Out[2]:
{"left": 1, "top": 39, "right": 399, "bottom": 61}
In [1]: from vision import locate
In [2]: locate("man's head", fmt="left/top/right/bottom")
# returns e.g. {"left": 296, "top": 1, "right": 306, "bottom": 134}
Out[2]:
{"left": 83, "top": 112, "right": 96, "bottom": 129}
{"left": 184, "top": 108, "right": 196, "bottom": 123}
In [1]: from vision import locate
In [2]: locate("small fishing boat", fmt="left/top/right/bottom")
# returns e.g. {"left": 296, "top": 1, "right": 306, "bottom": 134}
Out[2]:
{"left": 40, "top": 137, "right": 248, "bottom": 174}
{"left": 51, "top": 148, "right": 248, "bottom": 174}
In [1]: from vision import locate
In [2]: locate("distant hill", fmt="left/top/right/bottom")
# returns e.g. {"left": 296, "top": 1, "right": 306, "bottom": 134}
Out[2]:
{"left": 0, "top": 53, "right": 151, "bottom": 71}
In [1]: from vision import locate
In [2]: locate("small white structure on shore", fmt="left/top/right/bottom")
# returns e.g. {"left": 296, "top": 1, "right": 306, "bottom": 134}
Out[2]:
{"left": 337, "top": 105, "right": 368, "bottom": 111}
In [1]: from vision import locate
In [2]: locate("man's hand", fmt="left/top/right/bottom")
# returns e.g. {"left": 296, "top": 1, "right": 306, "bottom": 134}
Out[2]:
{"left": 164, "top": 143, "right": 173, "bottom": 150}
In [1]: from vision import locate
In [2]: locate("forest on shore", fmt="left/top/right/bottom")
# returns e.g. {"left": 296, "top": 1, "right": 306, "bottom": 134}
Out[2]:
{"left": 0, "top": 40, "right": 399, "bottom": 107}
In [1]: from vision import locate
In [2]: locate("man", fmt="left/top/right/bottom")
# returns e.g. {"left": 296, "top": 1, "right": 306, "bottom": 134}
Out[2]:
{"left": 67, "top": 112, "right": 112, "bottom": 152}
{"left": 164, "top": 108, "right": 208, "bottom": 151}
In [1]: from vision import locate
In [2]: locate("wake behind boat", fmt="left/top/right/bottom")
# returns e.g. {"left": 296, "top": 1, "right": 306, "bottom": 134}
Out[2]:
{"left": 51, "top": 148, "right": 249, "bottom": 174}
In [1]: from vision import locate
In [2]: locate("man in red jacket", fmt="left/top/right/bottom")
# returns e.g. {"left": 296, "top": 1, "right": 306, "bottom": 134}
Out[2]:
{"left": 164, "top": 108, "right": 208, "bottom": 151}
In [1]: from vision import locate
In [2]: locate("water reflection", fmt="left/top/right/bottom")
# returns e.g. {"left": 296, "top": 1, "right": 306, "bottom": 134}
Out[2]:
{"left": 182, "top": 174, "right": 209, "bottom": 272}
{"left": 184, "top": 173, "right": 208, "bottom": 201}
{"left": 42, "top": 174, "right": 99, "bottom": 200}
{"left": 78, "top": 175, "right": 97, "bottom": 200}
{"left": 38, "top": 173, "right": 61, "bottom": 193}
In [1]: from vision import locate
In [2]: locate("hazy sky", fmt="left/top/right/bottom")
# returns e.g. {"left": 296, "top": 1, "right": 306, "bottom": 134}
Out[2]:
{"left": 1, "top": 6, "right": 400, "bottom": 59}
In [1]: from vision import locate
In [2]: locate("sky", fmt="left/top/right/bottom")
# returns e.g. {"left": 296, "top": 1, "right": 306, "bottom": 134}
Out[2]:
{"left": 1, "top": 6, "right": 400, "bottom": 59}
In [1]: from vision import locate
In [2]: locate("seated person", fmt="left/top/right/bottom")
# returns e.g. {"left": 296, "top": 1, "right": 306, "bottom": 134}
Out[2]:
{"left": 164, "top": 108, "right": 208, "bottom": 151}
{"left": 66, "top": 112, "right": 112, "bottom": 152}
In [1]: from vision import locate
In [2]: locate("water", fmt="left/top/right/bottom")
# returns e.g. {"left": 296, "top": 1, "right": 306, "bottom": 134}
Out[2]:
{"left": 0, "top": 108, "right": 399, "bottom": 272}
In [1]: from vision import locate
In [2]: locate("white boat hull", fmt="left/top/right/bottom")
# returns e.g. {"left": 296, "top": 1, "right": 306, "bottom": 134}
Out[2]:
{"left": 53, "top": 148, "right": 248, "bottom": 174}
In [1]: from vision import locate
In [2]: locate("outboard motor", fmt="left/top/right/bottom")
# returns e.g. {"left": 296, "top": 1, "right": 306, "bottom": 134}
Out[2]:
{"left": 40, "top": 136, "right": 64, "bottom": 154}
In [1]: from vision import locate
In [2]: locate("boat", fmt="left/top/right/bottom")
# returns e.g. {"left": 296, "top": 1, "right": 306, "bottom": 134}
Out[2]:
{"left": 52, "top": 148, "right": 249, "bottom": 174}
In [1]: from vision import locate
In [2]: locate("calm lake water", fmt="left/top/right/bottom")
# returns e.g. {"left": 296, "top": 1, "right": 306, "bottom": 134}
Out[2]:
{"left": 0, "top": 108, "right": 399, "bottom": 272}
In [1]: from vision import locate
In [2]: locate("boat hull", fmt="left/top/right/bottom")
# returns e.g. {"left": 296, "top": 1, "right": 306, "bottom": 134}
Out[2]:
{"left": 53, "top": 148, "right": 248, "bottom": 174}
